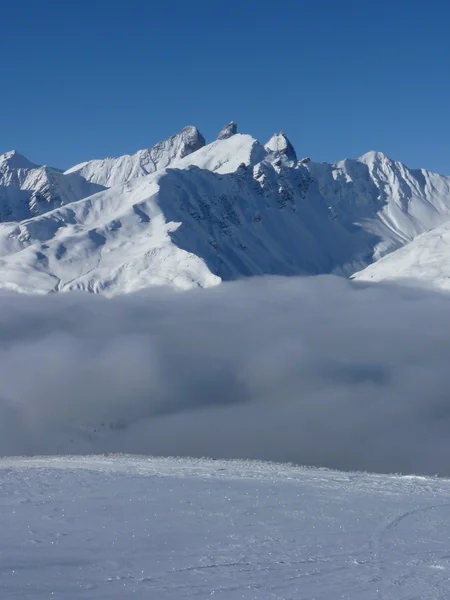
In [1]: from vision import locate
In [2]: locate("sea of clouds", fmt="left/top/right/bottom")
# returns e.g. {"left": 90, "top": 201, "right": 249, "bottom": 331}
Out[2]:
{"left": 1, "top": 275, "right": 450, "bottom": 476}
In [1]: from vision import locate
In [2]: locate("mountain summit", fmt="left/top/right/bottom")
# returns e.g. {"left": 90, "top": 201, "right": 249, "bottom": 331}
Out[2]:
{"left": 217, "top": 122, "right": 238, "bottom": 140}
{"left": 0, "top": 150, "right": 39, "bottom": 170}
{"left": 264, "top": 132, "right": 297, "bottom": 162}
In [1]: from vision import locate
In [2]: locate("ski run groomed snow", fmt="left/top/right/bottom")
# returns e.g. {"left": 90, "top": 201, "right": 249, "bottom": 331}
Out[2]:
{"left": 2, "top": 455, "right": 450, "bottom": 600}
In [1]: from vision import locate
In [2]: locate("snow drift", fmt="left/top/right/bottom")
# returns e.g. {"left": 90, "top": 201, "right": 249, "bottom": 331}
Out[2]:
{"left": 2, "top": 276, "right": 450, "bottom": 476}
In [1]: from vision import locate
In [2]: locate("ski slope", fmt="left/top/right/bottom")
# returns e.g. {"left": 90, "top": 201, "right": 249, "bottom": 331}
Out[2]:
{"left": 2, "top": 455, "right": 450, "bottom": 599}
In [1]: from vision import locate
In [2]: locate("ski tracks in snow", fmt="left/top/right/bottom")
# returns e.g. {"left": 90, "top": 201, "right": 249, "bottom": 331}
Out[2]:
{"left": 2, "top": 457, "right": 450, "bottom": 599}
{"left": 369, "top": 502, "right": 450, "bottom": 598}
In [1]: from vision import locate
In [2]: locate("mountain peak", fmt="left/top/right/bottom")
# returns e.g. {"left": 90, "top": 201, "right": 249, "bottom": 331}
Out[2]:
{"left": 357, "top": 151, "right": 391, "bottom": 166}
{"left": 217, "top": 122, "right": 238, "bottom": 140}
{"left": 176, "top": 126, "right": 206, "bottom": 155}
{"left": 0, "top": 150, "right": 38, "bottom": 170}
{"left": 264, "top": 132, "right": 297, "bottom": 162}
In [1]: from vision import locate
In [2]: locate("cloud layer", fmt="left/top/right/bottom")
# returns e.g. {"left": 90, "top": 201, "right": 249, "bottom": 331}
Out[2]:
{"left": 2, "top": 276, "right": 450, "bottom": 476}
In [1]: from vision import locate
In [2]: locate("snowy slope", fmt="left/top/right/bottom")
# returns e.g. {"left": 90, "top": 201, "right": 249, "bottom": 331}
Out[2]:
{"left": 65, "top": 126, "right": 206, "bottom": 187}
{"left": 1, "top": 131, "right": 450, "bottom": 293}
{"left": 353, "top": 219, "right": 450, "bottom": 289}
{"left": 2, "top": 455, "right": 450, "bottom": 599}
{"left": 0, "top": 150, "right": 105, "bottom": 222}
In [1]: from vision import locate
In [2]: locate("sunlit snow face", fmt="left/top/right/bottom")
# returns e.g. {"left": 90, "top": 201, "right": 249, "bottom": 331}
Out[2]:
{"left": 1, "top": 275, "right": 450, "bottom": 477}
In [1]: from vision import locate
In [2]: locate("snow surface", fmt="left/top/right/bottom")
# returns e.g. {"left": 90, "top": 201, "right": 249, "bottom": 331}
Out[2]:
{"left": 2, "top": 129, "right": 450, "bottom": 294}
{"left": 2, "top": 455, "right": 450, "bottom": 599}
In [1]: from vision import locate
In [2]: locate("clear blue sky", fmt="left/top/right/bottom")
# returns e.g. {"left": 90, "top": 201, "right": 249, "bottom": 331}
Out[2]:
{"left": 1, "top": 0, "right": 449, "bottom": 173}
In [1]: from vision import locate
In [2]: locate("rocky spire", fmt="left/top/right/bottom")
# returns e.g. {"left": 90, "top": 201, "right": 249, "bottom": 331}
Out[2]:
{"left": 178, "top": 126, "right": 206, "bottom": 156}
{"left": 264, "top": 132, "right": 297, "bottom": 163}
{"left": 217, "top": 122, "right": 238, "bottom": 140}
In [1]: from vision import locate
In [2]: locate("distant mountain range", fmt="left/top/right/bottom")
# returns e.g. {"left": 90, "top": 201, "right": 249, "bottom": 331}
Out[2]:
{"left": 1, "top": 123, "right": 449, "bottom": 294}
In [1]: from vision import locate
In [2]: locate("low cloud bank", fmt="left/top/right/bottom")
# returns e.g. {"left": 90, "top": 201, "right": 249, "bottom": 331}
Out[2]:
{"left": 1, "top": 276, "right": 450, "bottom": 476}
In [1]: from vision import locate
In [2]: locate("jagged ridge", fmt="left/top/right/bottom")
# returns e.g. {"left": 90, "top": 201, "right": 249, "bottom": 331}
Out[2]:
{"left": 0, "top": 124, "right": 449, "bottom": 294}
{"left": 65, "top": 126, "right": 206, "bottom": 187}
{"left": 0, "top": 150, "right": 105, "bottom": 222}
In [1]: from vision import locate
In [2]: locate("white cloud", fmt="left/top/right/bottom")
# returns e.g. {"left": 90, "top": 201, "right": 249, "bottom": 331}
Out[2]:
{"left": 1, "top": 276, "right": 450, "bottom": 476}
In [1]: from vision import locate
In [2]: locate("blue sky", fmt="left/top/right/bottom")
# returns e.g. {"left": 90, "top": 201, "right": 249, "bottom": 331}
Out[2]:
{"left": 1, "top": 0, "right": 449, "bottom": 173}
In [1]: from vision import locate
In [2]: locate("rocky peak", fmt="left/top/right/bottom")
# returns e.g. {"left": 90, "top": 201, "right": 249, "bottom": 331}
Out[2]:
{"left": 177, "top": 126, "right": 206, "bottom": 157}
{"left": 217, "top": 122, "right": 238, "bottom": 140}
{"left": 264, "top": 132, "right": 297, "bottom": 163}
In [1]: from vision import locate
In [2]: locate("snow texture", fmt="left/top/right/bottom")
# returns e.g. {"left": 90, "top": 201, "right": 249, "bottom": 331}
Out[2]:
{"left": 2, "top": 455, "right": 450, "bottom": 599}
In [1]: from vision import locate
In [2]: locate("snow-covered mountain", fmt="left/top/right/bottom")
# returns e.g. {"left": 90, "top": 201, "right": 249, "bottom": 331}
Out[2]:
{"left": 65, "top": 125, "right": 205, "bottom": 188}
{"left": 1, "top": 125, "right": 450, "bottom": 294}
{"left": 0, "top": 133, "right": 265, "bottom": 293}
{"left": 0, "top": 150, "right": 104, "bottom": 222}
